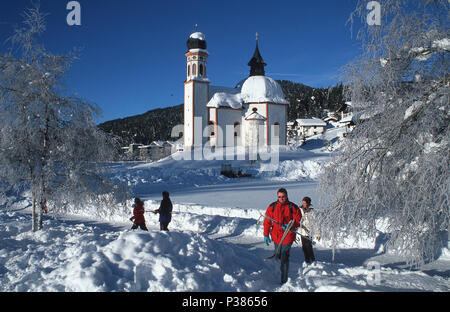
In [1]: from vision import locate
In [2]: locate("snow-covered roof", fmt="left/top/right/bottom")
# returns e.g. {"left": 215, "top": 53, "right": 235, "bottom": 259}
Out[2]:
{"left": 206, "top": 76, "right": 288, "bottom": 109}
{"left": 188, "top": 48, "right": 209, "bottom": 54}
{"left": 209, "top": 85, "right": 241, "bottom": 100}
{"left": 295, "top": 118, "right": 327, "bottom": 127}
{"left": 189, "top": 32, "right": 206, "bottom": 41}
{"left": 244, "top": 110, "right": 266, "bottom": 121}
{"left": 240, "top": 76, "right": 289, "bottom": 104}
{"left": 207, "top": 92, "right": 243, "bottom": 109}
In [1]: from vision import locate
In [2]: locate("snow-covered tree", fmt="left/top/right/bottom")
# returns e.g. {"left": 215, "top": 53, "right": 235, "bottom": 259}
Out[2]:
{"left": 317, "top": 0, "right": 449, "bottom": 266}
{"left": 0, "top": 4, "right": 129, "bottom": 230}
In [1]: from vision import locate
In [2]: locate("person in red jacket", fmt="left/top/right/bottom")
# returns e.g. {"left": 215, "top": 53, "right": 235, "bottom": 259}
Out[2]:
{"left": 263, "top": 188, "right": 301, "bottom": 284}
{"left": 130, "top": 198, "right": 148, "bottom": 231}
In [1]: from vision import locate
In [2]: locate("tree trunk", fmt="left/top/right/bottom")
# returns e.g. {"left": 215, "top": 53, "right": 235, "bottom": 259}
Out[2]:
{"left": 31, "top": 194, "right": 36, "bottom": 232}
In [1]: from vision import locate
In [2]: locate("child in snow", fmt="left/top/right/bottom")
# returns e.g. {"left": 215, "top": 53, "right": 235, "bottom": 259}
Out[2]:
{"left": 130, "top": 198, "right": 148, "bottom": 231}
{"left": 153, "top": 191, "right": 173, "bottom": 231}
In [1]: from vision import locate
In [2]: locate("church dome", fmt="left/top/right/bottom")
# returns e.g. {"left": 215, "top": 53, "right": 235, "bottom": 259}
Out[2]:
{"left": 187, "top": 32, "right": 207, "bottom": 50}
{"left": 240, "top": 76, "right": 289, "bottom": 104}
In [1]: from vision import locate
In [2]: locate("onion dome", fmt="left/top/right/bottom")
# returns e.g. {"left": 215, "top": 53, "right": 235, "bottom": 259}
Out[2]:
{"left": 187, "top": 32, "right": 207, "bottom": 50}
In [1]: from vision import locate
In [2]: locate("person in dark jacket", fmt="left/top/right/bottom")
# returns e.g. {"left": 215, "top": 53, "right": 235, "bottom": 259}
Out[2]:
{"left": 153, "top": 191, "right": 173, "bottom": 231}
{"left": 130, "top": 198, "right": 148, "bottom": 231}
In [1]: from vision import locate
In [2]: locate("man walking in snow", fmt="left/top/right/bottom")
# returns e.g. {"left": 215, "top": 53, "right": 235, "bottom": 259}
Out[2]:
{"left": 263, "top": 188, "right": 301, "bottom": 284}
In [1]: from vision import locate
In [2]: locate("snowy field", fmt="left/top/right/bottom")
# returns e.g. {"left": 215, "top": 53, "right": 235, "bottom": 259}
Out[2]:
{"left": 1, "top": 128, "right": 449, "bottom": 292}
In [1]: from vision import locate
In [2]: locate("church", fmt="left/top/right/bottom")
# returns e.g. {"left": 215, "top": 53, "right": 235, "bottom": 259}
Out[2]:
{"left": 183, "top": 31, "right": 289, "bottom": 151}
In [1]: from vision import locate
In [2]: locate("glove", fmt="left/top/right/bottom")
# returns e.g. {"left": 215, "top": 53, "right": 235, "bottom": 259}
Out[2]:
{"left": 281, "top": 223, "right": 288, "bottom": 230}
{"left": 264, "top": 236, "right": 271, "bottom": 246}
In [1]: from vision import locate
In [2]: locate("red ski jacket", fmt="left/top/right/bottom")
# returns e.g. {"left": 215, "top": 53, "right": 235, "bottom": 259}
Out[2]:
{"left": 263, "top": 200, "right": 301, "bottom": 245}
{"left": 131, "top": 203, "right": 146, "bottom": 224}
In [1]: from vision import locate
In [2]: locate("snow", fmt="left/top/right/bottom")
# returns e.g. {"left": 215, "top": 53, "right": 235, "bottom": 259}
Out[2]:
{"left": 1, "top": 131, "right": 449, "bottom": 292}
{"left": 240, "top": 76, "right": 289, "bottom": 104}
{"left": 207, "top": 92, "right": 243, "bottom": 109}
{"left": 296, "top": 118, "right": 327, "bottom": 127}
{"left": 206, "top": 76, "right": 289, "bottom": 108}
{"left": 432, "top": 38, "right": 450, "bottom": 51}
{"left": 189, "top": 32, "right": 206, "bottom": 41}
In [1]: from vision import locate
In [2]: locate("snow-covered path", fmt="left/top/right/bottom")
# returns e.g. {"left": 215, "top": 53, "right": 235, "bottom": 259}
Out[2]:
{"left": 1, "top": 205, "right": 449, "bottom": 292}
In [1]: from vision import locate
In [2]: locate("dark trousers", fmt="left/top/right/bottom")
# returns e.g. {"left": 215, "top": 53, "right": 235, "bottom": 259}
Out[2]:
{"left": 301, "top": 236, "right": 315, "bottom": 263}
{"left": 273, "top": 243, "right": 292, "bottom": 284}
{"left": 160, "top": 222, "right": 169, "bottom": 231}
{"left": 131, "top": 223, "right": 148, "bottom": 231}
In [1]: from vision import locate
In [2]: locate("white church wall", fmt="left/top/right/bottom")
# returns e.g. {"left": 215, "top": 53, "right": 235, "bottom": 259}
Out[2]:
{"left": 184, "top": 82, "right": 194, "bottom": 148}
{"left": 217, "top": 108, "right": 243, "bottom": 147}
{"left": 267, "top": 104, "right": 287, "bottom": 145}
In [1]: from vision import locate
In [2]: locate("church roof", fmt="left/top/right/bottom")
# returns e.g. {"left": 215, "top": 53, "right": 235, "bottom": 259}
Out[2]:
{"left": 207, "top": 76, "right": 288, "bottom": 108}
{"left": 207, "top": 92, "right": 243, "bottom": 109}
{"left": 240, "top": 76, "right": 289, "bottom": 104}
{"left": 248, "top": 42, "right": 266, "bottom": 76}
{"left": 187, "top": 31, "right": 207, "bottom": 50}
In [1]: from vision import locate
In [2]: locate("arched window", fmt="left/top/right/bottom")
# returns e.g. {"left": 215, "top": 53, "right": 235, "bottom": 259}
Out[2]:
{"left": 199, "top": 64, "right": 204, "bottom": 76}
{"left": 234, "top": 122, "right": 241, "bottom": 137}
{"left": 192, "top": 64, "right": 197, "bottom": 76}
{"left": 208, "top": 121, "right": 215, "bottom": 137}
{"left": 187, "top": 65, "right": 190, "bottom": 77}
{"left": 273, "top": 122, "right": 280, "bottom": 137}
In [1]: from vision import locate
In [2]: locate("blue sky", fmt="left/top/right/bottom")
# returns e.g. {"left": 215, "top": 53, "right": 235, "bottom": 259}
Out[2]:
{"left": 0, "top": 0, "right": 363, "bottom": 124}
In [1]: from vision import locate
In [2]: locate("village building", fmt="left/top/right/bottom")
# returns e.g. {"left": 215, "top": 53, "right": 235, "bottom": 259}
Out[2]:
{"left": 288, "top": 118, "right": 327, "bottom": 138}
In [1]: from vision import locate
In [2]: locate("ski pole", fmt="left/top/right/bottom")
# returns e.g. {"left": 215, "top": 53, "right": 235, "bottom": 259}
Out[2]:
{"left": 260, "top": 212, "right": 315, "bottom": 243}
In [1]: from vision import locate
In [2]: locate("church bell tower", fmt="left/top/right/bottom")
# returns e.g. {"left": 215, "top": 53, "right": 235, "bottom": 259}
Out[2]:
{"left": 184, "top": 29, "right": 210, "bottom": 151}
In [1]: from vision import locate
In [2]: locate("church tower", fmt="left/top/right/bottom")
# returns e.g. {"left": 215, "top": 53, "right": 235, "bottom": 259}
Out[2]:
{"left": 184, "top": 30, "right": 210, "bottom": 151}
{"left": 248, "top": 33, "right": 267, "bottom": 77}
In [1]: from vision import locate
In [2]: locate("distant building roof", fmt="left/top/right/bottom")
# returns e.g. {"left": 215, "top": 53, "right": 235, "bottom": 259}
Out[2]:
{"left": 295, "top": 118, "right": 327, "bottom": 127}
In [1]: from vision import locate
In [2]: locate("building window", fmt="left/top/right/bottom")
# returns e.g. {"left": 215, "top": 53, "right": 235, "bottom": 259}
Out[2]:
{"left": 234, "top": 122, "right": 241, "bottom": 137}
{"left": 208, "top": 121, "right": 215, "bottom": 137}
{"left": 199, "top": 64, "right": 204, "bottom": 76}
{"left": 192, "top": 64, "right": 197, "bottom": 76}
{"left": 187, "top": 65, "right": 190, "bottom": 77}
{"left": 273, "top": 122, "right": 280, "bottom": 136}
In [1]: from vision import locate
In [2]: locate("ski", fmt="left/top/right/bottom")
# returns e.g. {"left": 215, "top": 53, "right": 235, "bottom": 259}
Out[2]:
{"left": 267, "top": 219, "right": 295, "bottom": 259}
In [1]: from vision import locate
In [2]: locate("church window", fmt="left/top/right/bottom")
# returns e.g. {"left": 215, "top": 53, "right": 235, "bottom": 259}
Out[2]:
{"left": 199, "top": 64, "right": 204, "bottom": 76}
{"left": 273, "top": 122, "right": 280, "bottom": 136}
{"left": 192, "top": 64, "right": 197, "bottom": 76}
{"left": 234, "top": 122, "right": 241, "bottom": 137}
{"left": 187, "top": 65, "right": 190, "bottom": 77}
{"left": 208, "top": 121, "right": 215, "bottom": 137}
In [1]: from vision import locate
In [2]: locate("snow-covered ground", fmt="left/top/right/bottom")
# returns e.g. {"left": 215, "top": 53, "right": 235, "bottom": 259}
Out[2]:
{"left": 1, "top": 128, "right": 449, "bottom": 292}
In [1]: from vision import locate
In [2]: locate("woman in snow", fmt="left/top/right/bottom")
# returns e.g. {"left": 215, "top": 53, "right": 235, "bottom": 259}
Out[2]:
{"left": 299, "top": 196, "right": 315, "bottom": 265}
{"left": 130, "top": 198, "right": 148, "bottom": 231}
{"left": 153, "top": 191, "right": 173, "bottom": 231}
